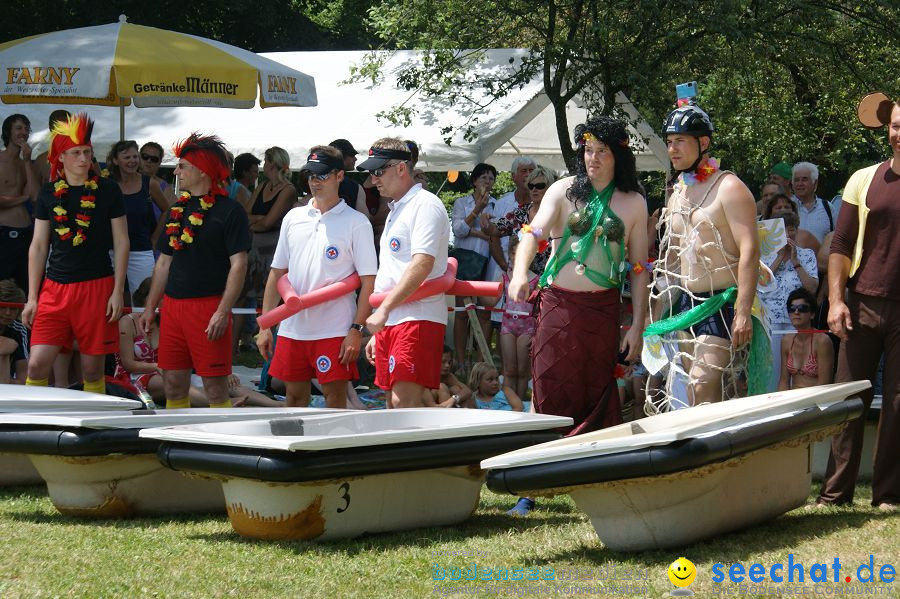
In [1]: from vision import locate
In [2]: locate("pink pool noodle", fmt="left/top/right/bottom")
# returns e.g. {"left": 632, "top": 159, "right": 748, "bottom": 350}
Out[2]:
{"left": 257, "top": 273, "right": 362, "bottom": 330}
{"left": 368, "top": 258, "right": 459, "bottom": 308}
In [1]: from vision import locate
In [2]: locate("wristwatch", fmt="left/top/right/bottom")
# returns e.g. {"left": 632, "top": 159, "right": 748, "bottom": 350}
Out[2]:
{"left": 349, "top": 323, "right": 365, "bottom": 332}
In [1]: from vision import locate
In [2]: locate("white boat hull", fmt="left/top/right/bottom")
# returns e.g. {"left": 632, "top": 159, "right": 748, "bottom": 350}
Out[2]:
{"left": 29, "top": 454, "right": 224, "bottom": 516}
{"left": 0, "top": 453, "right": 43, "bottom": 486}
{"left": 222, "top": 465, "right": 484, "bottom": 541}
{"left": 568, "top": 443, "right": 812, "bottom": 551}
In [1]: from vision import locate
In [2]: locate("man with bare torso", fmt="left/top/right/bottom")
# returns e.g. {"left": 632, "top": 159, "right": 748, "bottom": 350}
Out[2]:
{"left": 649, "top": 102, "right": 759, "bottom": 406}
{"left": 0, "top": 114, "right": 40, "bottom": 293}
{"left": 505, "top": 116, "right": 649, "bottom": 517}
{"left": 510, "top": 116, "right": 650, "bottom": 430}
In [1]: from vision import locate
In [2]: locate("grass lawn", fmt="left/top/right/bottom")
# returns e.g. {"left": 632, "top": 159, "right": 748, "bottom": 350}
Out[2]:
{"left": 0, "top": 483, "right": 896, "bottom": 598}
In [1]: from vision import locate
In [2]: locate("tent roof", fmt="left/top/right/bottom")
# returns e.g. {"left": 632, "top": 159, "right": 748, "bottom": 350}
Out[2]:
{"left": 12, "top": 49, "right": 667, "bottom": 172}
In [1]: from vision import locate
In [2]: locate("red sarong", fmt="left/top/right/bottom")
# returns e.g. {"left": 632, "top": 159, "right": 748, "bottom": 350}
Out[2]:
{"left": 532, "top": 285, "right": 622, "bottom": 436}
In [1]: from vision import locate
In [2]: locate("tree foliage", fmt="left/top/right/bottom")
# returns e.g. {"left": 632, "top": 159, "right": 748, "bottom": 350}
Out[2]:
{"left": 1, "top": 0, "right": 378, "bottom": 52}
{"left": 361, "top": 0, "right": 900, "bottom": 195}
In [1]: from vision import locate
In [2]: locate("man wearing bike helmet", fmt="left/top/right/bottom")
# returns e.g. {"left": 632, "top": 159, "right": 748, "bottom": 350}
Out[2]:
{"left": 649, "top": 99, "right": 761, "bottom": 406}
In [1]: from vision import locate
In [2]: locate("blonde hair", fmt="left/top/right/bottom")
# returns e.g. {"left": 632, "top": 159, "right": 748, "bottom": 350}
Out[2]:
{"left": 371, "top": 137, "right": 410, "bottom": 153}
{"left": 467, "top": 362, "right": 497, "bottom": 393}
{"left": 264, "top": 146, "right": 291, "bottom": 182}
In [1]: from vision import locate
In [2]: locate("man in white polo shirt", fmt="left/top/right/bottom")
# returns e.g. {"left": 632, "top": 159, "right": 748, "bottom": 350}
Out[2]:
{"left": 360, "top": 138, "right": 451, "bottom": 408}
{"left": 256, "top": 145, "right": 377, "bottom": 408}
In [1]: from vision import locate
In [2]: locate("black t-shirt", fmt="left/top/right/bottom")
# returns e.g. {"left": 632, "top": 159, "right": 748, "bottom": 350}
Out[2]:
{"left": 1, "top": 321, "right": 28, "bottom": 378}
{"left": 339, "top": 177, "right": 361, "bottom": 209}
{"left": 157, "top": 194, "right": 251, "bottom": 298}
{"left": 35, "top": 177, "right": 126, "bottom": 283}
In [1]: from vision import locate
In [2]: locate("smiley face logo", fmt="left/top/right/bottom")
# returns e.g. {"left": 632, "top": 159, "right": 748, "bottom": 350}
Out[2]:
{"left": 667, "top": 557, "right": 697, "bottom": 595}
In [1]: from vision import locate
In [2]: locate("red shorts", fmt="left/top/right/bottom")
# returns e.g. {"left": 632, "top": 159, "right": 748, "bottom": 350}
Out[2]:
{"left": 30, "top": 276, "right": 118, "bottom": 355}
{"left": 269, "top": 336, "right": 358, "bottom": 384}
{"left": 375, "top": 320, "right": 445, "bottom": 390}
{"left": 158, "top": 295, "right": 231, "bottom": 377}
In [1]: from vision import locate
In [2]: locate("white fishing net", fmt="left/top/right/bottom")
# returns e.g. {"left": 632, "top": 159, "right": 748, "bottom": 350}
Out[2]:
{"left": 642, "top": 178, "right": 750, "bottom": 415}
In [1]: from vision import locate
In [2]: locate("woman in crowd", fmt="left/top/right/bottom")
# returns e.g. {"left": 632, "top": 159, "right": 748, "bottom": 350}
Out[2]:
{"left": 450, "top": 163, "right": 497, "bottom": 369}
{"left": 488, "top": 165, "right": 557, "bottom": 275}
{"left": 107, "top": 140, "right": 171, "bottom": 300}
{"left": 224, "top": 150, "right": 252, "bottom": 209}
{"left": 759, "top": 210, "right": 819, "bottom": 391}
{"left": 763, "top": 193, "right": 820, "bottom": 253}
{"left": 778, "top": 288, "right": 834, "bottom": 390}
{"left": 139, "top": 142, "right": 175, "bottom": 201}
{"left": 245, "top": 147, "right": 298, "bottom": 304}
{"left": 232, "top": 152, "right": 261, "bottom": 212}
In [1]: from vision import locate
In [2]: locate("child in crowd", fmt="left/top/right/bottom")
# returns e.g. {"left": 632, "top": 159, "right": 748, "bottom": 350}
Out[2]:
{"left": 424, "top": 346, "right": 474, "bottom": 408}
{"left": 499, "top": 235, "right": 538, "bottom": 401}
{"left": 468, "top": 362, "right": 524, "bottom": 411}
{"left": 114, "top": 278, "right": 279, "bottom": 407}
{"left": 0, "top": 279, "right": 28, "bottom": 384}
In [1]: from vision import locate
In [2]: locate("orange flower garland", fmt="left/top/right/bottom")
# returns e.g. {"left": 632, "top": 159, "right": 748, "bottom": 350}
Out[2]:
{"left": 52, "top": 176, "right": 98, "bottom": 246}
{"left": 166, "top": 191, "right": 216, "bottom": 250}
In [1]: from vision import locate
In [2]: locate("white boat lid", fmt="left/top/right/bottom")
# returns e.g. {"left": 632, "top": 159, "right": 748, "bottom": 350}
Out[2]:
{"left": 139, "top": 409, "right": 573, "bottom": 451}
{"left": 481, "top": 381, "right": 871, "bottom": 469}
{"left": 0, "top": 384, "right": 142, "bottom": 411}
{"left": 0, "top": 407, "right": 340, "bottom": 429}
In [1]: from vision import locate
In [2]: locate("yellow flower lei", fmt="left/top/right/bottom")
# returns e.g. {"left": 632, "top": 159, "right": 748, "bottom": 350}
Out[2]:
{"left": 51, "top": 176, "right": 98, "bottom": 246}
{"left": 166, "top": 191, "right": 216, "bottom": 250}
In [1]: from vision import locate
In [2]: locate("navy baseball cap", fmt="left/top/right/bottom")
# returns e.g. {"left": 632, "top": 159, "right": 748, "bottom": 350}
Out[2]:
{"left": 356, "top": 147, "right": 413, "bottom": 171}
{"left": 301, "top": 151, "right": 344, "bottom": 175}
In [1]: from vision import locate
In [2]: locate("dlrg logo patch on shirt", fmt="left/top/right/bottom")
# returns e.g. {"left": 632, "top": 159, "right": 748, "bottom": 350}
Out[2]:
{"left": 324, "top": 245, "right": 339, "bottom": 260}
{"left": 389, "top": 237, "right": 401, "bottom": 252}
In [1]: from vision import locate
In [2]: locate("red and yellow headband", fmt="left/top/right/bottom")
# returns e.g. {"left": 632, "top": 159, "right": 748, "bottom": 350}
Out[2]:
{"left": 173, "top": 133, "right": 230, "bottom": 193}
{"left": 48, "top": 112, "right": 94, "bottom": 181}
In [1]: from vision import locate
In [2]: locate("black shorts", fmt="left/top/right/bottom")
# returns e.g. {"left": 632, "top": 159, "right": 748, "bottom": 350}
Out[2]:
{"left": 677, "top": 290, "right": 734, "bottom": 340}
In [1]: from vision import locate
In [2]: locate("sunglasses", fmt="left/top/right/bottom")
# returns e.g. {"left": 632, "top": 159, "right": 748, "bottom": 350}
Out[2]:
{"left": 527, "top": 182, "right": 547, "bottom": 190}
{"left": 308, "top": 171, "right": 335, "bottom": 181}
{"left": 141, "top": 153, "right": 161, "bottom": 163}
{"left": 372, "top": 162, "right": 401, "bottom": 177}
{"left": 788, "top": 304, "right": 812, "bottom": 314}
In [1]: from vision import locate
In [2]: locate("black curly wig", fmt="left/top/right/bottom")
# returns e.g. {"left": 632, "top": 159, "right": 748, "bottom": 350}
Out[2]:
{"left": 567, "top": 116, "right": 640, "bottom": 208}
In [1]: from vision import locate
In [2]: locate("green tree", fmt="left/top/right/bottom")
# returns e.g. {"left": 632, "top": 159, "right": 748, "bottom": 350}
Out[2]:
{"left": 360, "top": 0, "right": 900, "bottom": 194}
{"left": 1, "top": 0, "right": 377, "bottom": 52}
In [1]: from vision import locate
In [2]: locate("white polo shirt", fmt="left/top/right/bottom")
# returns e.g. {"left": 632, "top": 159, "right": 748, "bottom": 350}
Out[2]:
{"left": 375, "top": 184, "right": 450, "bottom": 326}
{"left": 271, "top": 199, "right": 378, "bottom": 340}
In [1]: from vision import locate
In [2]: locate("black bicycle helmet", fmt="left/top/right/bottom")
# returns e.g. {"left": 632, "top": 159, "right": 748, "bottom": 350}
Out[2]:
{"left": 663, "top": 102, "right": 714, "bottom": 173}
{"left": 663, "top": 103, "right": 714, "bottom": 138}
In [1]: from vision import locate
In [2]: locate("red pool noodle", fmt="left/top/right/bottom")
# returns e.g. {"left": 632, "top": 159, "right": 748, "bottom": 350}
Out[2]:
{"left": 257, "top": 273, "right": 362, "bottom": 330}
{"left": 448, "top": 279, "right": 502, "bottom": 297}
{"left": 368, "top": 258, "right": 458, "bottom": 308}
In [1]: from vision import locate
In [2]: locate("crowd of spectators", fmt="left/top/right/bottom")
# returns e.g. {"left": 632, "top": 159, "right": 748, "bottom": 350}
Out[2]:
{"left": 0, "top": 109, "right": 885, "bottom": 413}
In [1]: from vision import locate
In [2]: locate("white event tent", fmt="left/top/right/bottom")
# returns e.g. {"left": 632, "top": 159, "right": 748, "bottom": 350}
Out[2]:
{"left": 13, "top": 49, "right": 667, "bottom": 173}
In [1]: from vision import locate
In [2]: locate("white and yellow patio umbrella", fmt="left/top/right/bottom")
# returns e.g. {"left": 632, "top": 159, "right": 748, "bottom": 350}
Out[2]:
{"left": 0, "top": 15, "right": 317, "bottom": 136}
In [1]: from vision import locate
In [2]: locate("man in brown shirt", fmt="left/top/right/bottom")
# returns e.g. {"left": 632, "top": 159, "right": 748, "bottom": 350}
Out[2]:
{"left": 816, "top": 93, "right": 900, "bottom": 509}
